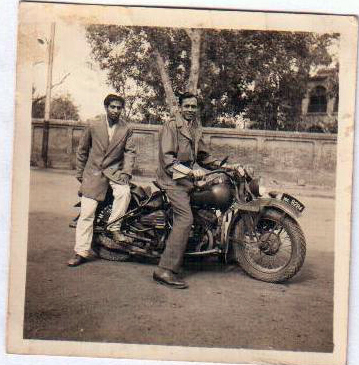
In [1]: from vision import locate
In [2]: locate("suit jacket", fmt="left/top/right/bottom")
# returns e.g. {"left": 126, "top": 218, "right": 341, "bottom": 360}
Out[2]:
{"left": 76, "top": 115, "right": 136, "bottom": 201}
{"left": 156, "top": 114, "right": 220, "bottom": 191}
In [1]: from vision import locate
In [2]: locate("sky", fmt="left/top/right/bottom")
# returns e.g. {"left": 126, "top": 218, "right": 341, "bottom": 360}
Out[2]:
{"left": 32, "top": 22, "right": 116, "bottom": 120}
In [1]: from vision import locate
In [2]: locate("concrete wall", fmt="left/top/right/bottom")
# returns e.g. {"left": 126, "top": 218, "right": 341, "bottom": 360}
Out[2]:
{"left": 31, "top": 119, "right": 337, "bottom": 187}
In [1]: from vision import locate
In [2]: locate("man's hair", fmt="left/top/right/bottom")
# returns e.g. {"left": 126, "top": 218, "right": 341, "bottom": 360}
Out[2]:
{"left": 103, "top": 94, "right": 125, "bottom": 108}
{"left": 178, "top": 92, "right": 197, "bottom": 106}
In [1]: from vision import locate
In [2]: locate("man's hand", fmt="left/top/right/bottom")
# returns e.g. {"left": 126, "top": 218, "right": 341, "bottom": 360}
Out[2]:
{"left": 233, "top": 164, "right": 246, "bottom": 177}
{"left": 191, "top": 169, "right": 206, "bottom": 180}
{"left": 224, "top": 163, "right": 246, "bottom": 177}
{"left": 118, "top": 173, "right": 131, "bottom": 185}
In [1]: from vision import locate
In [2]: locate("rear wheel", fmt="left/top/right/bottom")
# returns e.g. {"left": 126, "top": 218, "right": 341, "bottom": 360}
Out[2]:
{"left": 232, "top": 209, "right": 306, "bottom": 283}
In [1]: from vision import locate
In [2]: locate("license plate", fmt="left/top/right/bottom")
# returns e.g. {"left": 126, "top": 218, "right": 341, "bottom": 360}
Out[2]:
{"left": 281, "top": 193, "right": 305, "bottom": 213}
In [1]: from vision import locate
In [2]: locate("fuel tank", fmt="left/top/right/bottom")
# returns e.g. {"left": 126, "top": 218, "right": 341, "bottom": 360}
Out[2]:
{"left": 190, "top": 182, "right": 234, "bottom": 211}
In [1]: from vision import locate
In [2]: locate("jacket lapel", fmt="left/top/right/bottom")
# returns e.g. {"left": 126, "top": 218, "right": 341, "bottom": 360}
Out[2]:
{"left": 95, "top": 115, "right": 109, "bottom": 151}
{"left": 105, "top": 119, "right": 128, "bottom": 158}
{"left": 193, "top": 121, "right": 203, "bottom": 158}
{"left": 177, "top": 115, "right": 203, "bottom": 157}
{"left": 178, "top": 116, "right": 192, "bottom": 141}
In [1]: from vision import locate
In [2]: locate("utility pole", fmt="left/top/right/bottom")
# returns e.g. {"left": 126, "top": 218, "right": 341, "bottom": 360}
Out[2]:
{"left": 41, "top": 22, "right": 55, "bottom": 168}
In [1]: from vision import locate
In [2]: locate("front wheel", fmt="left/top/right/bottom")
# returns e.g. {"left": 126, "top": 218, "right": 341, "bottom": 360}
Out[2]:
{"left": 232, "top": 209, "right": 306, "bottom": 283}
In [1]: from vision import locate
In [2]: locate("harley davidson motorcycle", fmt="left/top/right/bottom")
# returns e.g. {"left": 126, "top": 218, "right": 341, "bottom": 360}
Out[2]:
{"left": 70, "top": 162, "right": 306, "bottom": 283}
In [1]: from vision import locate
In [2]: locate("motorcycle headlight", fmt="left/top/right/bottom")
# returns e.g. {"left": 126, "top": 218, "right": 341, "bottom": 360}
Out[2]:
{"left": 248, "top": 179, "right": 260, "bottom": 197}
{"left": 249, "top": 177, "right": 266, "bottom": 197}
{"left": 258, "top": 177, "right": 267, "bottom": 197}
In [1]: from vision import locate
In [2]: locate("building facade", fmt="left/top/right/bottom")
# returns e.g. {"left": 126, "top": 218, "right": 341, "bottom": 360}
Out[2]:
{"left": 300, "top": 68, "right": 338, "bottom": 132}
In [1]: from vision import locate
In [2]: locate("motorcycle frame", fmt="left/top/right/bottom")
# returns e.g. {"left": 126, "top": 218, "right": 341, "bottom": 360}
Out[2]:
{"left": 98, "top": 169, "right": 303, "bottom": 260}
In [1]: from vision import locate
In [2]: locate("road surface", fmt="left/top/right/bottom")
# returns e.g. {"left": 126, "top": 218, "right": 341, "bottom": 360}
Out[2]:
{"left": 23, "top": 169, "right": 335, "bottom": 352}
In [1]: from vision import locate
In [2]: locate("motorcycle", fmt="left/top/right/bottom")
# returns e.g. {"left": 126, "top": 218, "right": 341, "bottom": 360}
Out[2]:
{"left": 70, "top": 162, "right": 306, "bottom": 283}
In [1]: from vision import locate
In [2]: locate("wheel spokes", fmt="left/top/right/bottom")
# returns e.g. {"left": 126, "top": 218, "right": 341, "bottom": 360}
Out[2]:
{"left": 244, "top": 217, "right": 293, "bottom": 272}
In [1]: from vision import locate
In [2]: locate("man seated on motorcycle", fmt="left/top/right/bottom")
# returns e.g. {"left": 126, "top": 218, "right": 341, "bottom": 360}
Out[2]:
{"left": 68, "top": 94, "right": 136, "bottom": 267}
{"left": 154, "top": 92, "right": 244, "bottom": 288}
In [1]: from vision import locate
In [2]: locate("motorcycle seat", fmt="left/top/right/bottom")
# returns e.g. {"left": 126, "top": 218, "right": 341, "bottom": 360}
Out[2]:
{"left": 130, "top": 184, "right": 152, "bottom": 206}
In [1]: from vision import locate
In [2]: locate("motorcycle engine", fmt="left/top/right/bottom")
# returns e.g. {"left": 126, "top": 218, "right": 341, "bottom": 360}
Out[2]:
{"left": 139, "top": 210, "right": 166, "bottom": 229}
{"left": 188, "top": 209, "right": 217, "bottom": 252}
{"left": 194, "top": 209, "right": 218, "bottom": 226}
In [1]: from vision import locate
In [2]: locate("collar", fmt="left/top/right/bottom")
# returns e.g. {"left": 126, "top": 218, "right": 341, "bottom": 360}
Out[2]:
{"left": 106, "top": 115, "right": 120, "bottom": 127}
{"left": 175, "top": 114, "right": 200, "bottom": 130}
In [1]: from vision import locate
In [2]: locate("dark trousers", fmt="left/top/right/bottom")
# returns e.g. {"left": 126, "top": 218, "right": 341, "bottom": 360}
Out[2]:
{"left": 159, "top": 187, "right": 193, "bottom": 273}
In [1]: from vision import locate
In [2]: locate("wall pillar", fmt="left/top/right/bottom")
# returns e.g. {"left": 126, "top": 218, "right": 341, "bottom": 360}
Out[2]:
{"left": 301, "top": 94, "right": 309, "bottom": 115}
{"left": 67, "top": 127, "right": 74, "bottom": 169}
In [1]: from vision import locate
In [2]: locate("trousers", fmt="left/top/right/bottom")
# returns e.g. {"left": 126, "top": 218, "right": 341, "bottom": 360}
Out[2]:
{"left": 74, "top": 181, "right": 131, "bottom": 257}
{"left": 158, "top": 187, "right": 193, "bottom": 273}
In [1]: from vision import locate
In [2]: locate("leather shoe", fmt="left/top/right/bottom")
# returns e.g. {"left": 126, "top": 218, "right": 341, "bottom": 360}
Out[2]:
{"left": 153, "top": 268, "right": 188, "bottom": 289}
{"left": 67, "top": 254, "right": 96, "bottom": 267}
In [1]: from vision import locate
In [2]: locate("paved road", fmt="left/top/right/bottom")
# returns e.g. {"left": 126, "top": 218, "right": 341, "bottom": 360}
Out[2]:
{"left": 24, "top": 169, "right": 335, "bottom": 352}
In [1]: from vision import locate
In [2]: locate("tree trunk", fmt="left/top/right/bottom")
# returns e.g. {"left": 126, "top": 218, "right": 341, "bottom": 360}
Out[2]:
{"left": 185, "top": 29, "right": 202, "bottom": 94}
{"left": 149, "top": 30, "right": 202, "bottom": 117}
{"left": 152, "top": 48, "right": 179, "bottom": 117}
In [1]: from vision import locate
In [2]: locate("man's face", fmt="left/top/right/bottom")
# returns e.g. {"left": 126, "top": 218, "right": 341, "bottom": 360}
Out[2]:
{"left": 180, "top": 97, "right": 198, "bottom": 122}
{"left": 105, "top": 100, "right": 123, "bottom": 121}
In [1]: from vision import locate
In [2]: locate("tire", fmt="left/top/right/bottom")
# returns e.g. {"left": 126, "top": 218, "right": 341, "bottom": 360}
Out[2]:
{"left": 232, "top": 209, "right": 306, "bottom": 283}
{"left": 93, "top": 234, "right": 131, "bottom": 262}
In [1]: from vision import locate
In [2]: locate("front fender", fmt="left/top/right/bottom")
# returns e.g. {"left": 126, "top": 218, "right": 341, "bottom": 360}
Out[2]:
{"left": 230, "top": 196, "right": 302, "bottom": 221}
{"left": 258, "top": 197, "right": 302, "bottom": 221}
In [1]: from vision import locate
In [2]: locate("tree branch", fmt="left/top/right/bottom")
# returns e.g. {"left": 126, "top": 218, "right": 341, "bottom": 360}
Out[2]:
{"left": 185, "top": 29, "right": 202, "bottom": 94}
{"left": 32, "top": 95, "right": 46, "bottom": 104}
{"left": 124, "top": 84, "right": 138, "bottom": 120}
{"left": 51, "top": 72, "right": 71, "bottom": 90}
{"left": 151, "top": 47, "right": 179, "bottom": 117}
{"left": 185, "top": 29, "right": 194, "bottom": 39}
{"left": 32, "top": 73, "right": 71, "bottom": 104}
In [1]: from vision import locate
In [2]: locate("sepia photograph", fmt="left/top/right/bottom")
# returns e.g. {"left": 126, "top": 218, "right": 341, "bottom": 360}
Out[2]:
{"left": 6, "top": 2, "right": 358, "bottom": 365}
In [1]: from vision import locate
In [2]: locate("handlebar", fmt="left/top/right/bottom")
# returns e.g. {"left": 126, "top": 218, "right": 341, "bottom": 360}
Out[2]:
{"left": 200, "top": 168, "right": 252, "bottom": 180}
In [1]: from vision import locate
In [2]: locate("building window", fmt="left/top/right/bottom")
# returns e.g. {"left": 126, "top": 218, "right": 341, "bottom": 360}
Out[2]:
{"left": 308, "top": 86, "right": 327, "bottom": 113}
{"left": 333, "top": 96, "right": 339, "bottom": 113}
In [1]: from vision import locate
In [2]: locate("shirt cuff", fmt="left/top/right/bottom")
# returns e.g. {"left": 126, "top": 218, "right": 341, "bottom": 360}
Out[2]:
{"left": 172, "top": 163, "right": 192, "bottom": 180}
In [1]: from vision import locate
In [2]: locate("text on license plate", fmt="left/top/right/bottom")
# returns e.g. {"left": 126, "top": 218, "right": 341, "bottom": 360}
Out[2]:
{"left": 281, "top": 193, "right": 305, "bottom": 213}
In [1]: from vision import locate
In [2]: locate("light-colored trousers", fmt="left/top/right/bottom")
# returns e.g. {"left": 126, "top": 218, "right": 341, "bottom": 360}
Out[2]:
{"left": 75, "top": 181, "right": 131, "bottom": 257}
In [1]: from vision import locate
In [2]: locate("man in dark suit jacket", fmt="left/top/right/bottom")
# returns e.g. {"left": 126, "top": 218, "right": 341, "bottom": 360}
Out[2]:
{"left": 153, "top": 92, "right": 244, "bottom": 288}
{"left": 68, "top": 94, "right": 136, "bottom": 267}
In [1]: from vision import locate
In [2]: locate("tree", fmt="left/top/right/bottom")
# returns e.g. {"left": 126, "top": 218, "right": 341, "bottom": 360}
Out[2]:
{"left": 198, "top": 30, "right": 338, "bottom": 129}
{"left": 86, "top": 25, "right": 338, "bottom": 130}
{"left": 86, "top": 25, "right": 192, "bottom": 121}
{"left": 32, "top": 93, "right": 80, "bottom": 120}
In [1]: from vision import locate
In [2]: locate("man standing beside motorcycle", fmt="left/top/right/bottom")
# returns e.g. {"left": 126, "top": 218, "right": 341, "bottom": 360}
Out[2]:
{"left": 68, "top": 94, "right": 136, "bottom": 267}
{"left": 154, "top": 92, "right": 244, "bottom": 289}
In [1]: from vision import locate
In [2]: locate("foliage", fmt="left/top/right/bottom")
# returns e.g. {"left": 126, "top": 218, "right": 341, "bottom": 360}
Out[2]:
{"left": 32, "top": 93, "right": 80, "bottom": 120}
{"left": 86, "top": 25, "right": 338, "bottom": 131}
{"left": 199, "top": 30, "right": 338, "bottom": 129}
